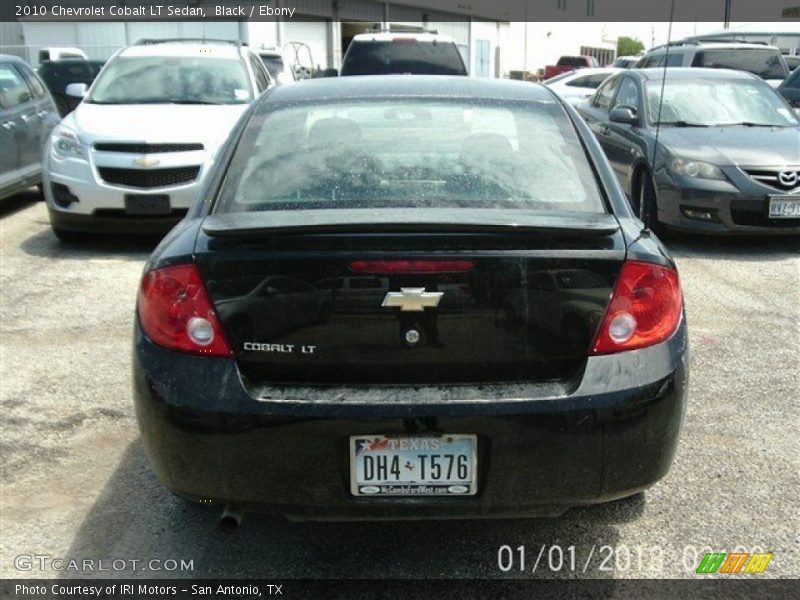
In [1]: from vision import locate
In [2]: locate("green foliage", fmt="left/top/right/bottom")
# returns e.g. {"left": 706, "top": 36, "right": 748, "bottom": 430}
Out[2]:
{"left": 617, "top": 36, "right": 645, "bottom": 57}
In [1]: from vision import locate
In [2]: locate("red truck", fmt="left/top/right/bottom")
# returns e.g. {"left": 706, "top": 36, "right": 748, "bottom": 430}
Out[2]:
{"left": 544, "top": 55, "right": 600, "bottom": 80}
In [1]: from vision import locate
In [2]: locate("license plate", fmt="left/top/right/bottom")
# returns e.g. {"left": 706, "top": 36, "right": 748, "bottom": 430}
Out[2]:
{"left": 768, "top": 196, "right": 800, "bottom": 219}
{"left": 350, "top": 434, "right": 477, "bottom": 497}
{"left": 124, "top": 194, "right": 170, "bottom": 215}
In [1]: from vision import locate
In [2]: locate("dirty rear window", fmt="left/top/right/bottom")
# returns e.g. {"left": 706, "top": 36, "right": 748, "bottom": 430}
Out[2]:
{"left": 341, "top": 40, "right": 467, "bottom": 76}
{"left": 215, "top": 98, "right": 606, "bottom": 214}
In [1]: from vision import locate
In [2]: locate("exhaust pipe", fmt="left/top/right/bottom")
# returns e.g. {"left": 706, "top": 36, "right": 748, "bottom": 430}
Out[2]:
{"left": 218, "top": 505, "right": 244, "bottom": 533}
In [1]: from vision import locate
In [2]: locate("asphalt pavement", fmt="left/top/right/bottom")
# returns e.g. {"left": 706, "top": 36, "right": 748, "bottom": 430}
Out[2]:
{"left": 1, "top": 190, "right": 798, "bottom": 579}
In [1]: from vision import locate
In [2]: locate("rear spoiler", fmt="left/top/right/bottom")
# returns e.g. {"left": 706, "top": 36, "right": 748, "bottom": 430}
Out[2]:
{"left": 202, "top": 209, "right": 620, "bottom": 237}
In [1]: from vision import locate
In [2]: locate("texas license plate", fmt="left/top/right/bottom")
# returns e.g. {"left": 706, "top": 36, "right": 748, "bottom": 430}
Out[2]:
{"left": 768, "top": 196, "right": 800, "bottom": 219}
{"left": 350, "top": 434, "right": 477, "bottom": 496}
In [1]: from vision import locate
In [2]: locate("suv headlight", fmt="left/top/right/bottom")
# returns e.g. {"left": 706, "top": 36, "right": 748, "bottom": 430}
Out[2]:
{"left": 51, "top": 125, "right": 86, "bottom": 160}
{"left": 669, "top": 158, "right": 725, "bottom": 181}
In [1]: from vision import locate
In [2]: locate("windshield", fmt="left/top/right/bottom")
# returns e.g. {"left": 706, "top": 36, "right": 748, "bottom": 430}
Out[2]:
{"left": 557, "top": 57, "right": 588, "bottom": 67}
{"left": 691, "top": 49, "right": 788, "bottom": 80}
{"left": 88, "top": 55, "right": 252, "bottom": 105}
{"left": 259, "top": 55, "right": 285, "bottom": 78}
{"left": 645, "top": 78, "right": 799, "bottom": 127}
{"left": 215, "top": 99, "right": 605, "bottom": 214}
{"left": 341, "top": 40, "right": 467, "bottom": 76}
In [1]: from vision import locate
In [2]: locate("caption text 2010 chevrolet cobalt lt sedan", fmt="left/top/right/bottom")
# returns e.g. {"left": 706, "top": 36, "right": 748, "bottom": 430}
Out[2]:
{"left": 133, "top": 76, "right": 688, "bottom": 521}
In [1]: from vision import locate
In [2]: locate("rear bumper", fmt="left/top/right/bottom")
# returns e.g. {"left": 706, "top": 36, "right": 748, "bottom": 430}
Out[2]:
{"left": 133, "top": 319, "right": 689, "bottom": 519}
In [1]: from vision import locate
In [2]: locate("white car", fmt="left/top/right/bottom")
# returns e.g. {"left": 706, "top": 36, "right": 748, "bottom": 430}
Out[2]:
{"left": 543, "top": 67, "right": 622, "bottom": 105}
{"left": 44, "top": 39, "right": 273, "bottom": 241}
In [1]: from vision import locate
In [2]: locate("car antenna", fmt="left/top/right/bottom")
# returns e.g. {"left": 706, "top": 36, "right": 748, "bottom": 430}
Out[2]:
{"left": 644, "top": 0, "right": 676, "bottom": 238}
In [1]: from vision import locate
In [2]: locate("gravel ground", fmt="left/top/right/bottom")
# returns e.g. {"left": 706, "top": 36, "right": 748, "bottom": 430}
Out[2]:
{"left": 1, "top": 191, "right": 798, "bottom": 580}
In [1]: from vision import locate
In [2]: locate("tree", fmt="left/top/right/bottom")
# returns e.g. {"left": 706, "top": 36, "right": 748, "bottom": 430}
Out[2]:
{"left": 617, "top": 36, "right": 645, "bottom": 57}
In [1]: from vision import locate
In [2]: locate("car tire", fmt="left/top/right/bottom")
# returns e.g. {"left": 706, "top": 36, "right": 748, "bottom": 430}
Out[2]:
{"left": 52, "top": 228, "right": 88, "bottom": 243}
{"left": 637, "top": 170, "right": 663, "bottom": 235}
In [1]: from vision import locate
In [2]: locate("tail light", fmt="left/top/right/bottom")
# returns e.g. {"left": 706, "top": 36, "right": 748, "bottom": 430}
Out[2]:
{"left": 349, "top": 260, "right": 474, "bottom": 274}
{"left": 591, "top": 261, "right": 682, "bottom": 355}
{"left": 137, "top": 264, "right": 231, "bottom": 357}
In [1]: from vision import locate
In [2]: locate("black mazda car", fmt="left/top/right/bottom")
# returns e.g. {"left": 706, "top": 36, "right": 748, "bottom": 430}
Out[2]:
{"left": 133, "top": 76, "right": 688, "bottom": 522}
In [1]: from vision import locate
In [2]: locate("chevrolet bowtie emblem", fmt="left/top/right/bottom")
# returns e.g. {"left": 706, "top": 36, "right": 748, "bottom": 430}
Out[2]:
{"left": 382, "top": 288, "right": 443, "bottom": 312}
{"left": 133, "top": 155, "right": 160, "bottom": 168}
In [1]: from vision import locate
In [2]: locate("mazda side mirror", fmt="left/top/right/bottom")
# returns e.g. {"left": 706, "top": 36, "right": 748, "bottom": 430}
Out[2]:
{"left": 65, "top": 83, "right": 88, "bottom": 98}
{"left": 609, "top": 105, "right": 639, "bottom": 125}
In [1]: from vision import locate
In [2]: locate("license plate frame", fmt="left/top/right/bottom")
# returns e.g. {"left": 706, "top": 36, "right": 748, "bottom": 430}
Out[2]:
{"left": 124, "top": 194, "right": 171, "bottom": 216}
{"left": 767, "top": 195, "right": 800, "bottom": 219}
{"left": 349, "top": 434, "right": 478, "bottom": 497}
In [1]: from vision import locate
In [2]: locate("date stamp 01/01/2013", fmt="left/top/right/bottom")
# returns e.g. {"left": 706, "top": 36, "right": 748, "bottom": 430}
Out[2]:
{"left": 496, "top": 544, "right": 775, "bottom": 575}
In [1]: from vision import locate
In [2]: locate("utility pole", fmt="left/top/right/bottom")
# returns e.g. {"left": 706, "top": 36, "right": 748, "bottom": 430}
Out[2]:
{"left": 523, "top": 1, "right": 528, "bottom": 76}
{"left": 723, "top": 0, "right": 732, "bottom": 28}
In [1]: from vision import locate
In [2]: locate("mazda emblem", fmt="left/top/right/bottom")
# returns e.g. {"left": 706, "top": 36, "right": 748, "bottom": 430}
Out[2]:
{"left": 778, "top": 170, "right": 798, "bottom": 188}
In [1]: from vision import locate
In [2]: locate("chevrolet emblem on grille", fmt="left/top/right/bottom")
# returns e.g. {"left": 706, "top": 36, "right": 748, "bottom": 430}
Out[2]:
{"left": 133, "top": 156, "right": 160, "bottom": 168}
{"left": 382, "top": 288, "right": 443, "bottom": 312}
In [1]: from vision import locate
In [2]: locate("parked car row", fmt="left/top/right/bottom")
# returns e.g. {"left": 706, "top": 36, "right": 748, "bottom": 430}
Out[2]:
{"left": 5, "top": 30, "right": 796, "bottom": 525}
{"left": 4, "top": 34, "right": 798, "bottom": 240}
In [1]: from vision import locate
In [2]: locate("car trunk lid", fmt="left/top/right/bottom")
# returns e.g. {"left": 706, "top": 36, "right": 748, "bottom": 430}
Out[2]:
{"left": 195, "top": 209, "right": 625, "bottom": 385}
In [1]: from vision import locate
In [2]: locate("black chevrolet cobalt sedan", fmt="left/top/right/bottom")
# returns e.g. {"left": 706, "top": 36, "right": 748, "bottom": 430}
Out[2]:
{"left": 133, "top": 76, "right": 688, "bottom": 521}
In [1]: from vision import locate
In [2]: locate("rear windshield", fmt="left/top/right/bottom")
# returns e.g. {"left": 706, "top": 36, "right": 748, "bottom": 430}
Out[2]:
{"left": 215, "top": 99, "right": 606, "bottom": 214}
{"left": 341, "top": 40, "right": 466, "bottom": 76}
{"left": 259, "top": 55, "right": 285, "bottom": 78}
{"left": 557, "top": 57, "right": 588, "bottom": 67}
{"left": 691, "top": 49, "right": 788, "bottom": 80}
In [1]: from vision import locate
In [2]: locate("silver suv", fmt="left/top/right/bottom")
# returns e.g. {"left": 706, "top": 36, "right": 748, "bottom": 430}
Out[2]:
{"left": 44, "top": 39, "right": 273, "bottom": 242}
{"left": 635, "top": 41, "right": 790, "bottom": 87}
